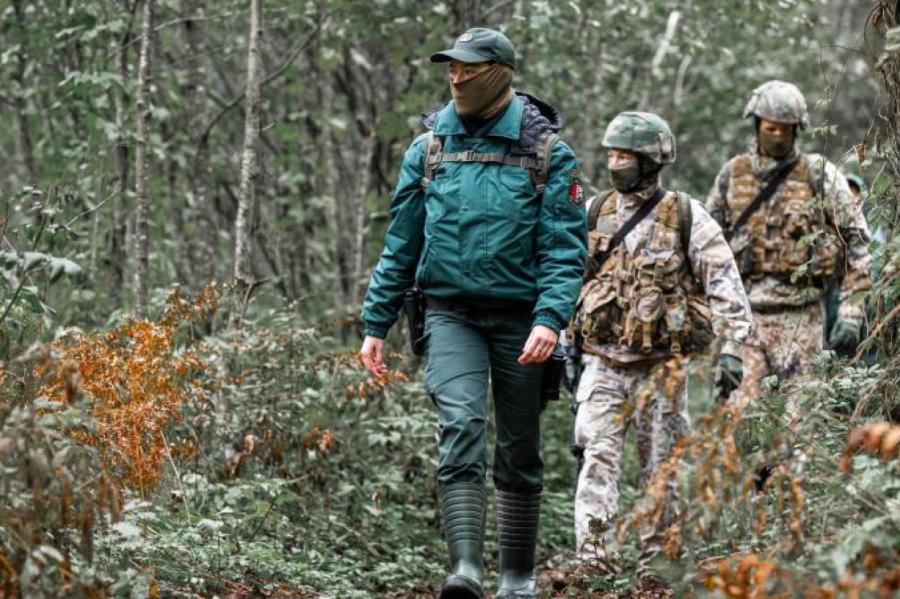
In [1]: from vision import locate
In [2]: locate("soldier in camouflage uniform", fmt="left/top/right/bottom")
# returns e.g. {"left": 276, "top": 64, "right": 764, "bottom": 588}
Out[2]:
{"left": 569, "top": 112, "right": 752, "bottom": 584}
{"left": 706, "top": 81, "right": 872, "bottom": 407}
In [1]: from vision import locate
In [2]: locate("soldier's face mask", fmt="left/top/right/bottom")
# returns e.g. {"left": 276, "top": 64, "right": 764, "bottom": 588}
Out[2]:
{"left": 451, "top": 63, "right": 514, "bottom": 120}
{"left": 758, "top": 120, "right": 795, "bottom": 159}
{"left": 609, "top": 162, "right": 642, "bottom": 193}
{"left": 608, "top": 155, "right": 660, "bottom": 194}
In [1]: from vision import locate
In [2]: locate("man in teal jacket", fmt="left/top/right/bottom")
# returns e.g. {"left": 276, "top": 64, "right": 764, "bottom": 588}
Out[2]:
{"left": 359, "top": 28, "right": 586, "bottom": 599}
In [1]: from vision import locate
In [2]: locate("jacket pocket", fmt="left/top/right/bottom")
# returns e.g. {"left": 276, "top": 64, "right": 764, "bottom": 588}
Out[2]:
{"left": 499, "top": 165, "right": 535, "bottom": 196}
{"left": 498, "top": 165, "right": 538, "bottom": 223}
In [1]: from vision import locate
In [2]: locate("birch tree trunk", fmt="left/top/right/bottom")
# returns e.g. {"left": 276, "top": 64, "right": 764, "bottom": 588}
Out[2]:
{"left": 230, "top": 0, "right": 263, "bottom": 328}
{"left": 133, "top": 0, "right": 155, "bottom": 319}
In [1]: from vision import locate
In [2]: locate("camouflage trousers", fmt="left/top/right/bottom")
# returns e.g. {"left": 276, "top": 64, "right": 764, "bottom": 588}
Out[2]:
{"left": 732, "top": 302, "right": 825, "bottom": 410}
{"left": 573, "top": 354, "right": 689, "bottom": 577}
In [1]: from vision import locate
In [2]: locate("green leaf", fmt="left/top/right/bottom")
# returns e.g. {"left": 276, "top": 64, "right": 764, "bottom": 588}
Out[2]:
{"left": 22, "top": 252, "right": 49, "bottom": 272}
{"left": 0, "top": 251, "right": 18, "bottom": 270}
{"left": 18, "top": 287, "right": 44, "bottom": 314}
{"left": 48, "top": 257, "right": 82, "bottom": 283}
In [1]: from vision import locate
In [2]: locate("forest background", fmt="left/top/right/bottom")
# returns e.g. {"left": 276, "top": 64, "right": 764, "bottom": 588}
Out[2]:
{"left": 1, "top": 0, "right": 899, "bottom": 598}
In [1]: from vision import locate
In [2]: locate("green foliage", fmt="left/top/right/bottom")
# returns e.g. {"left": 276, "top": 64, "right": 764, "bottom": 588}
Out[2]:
{"left": 0, "top": 188, "right": 86, "bottom": 360}
{"left": 0, "top": 1, "right": 898, "bottom": 597}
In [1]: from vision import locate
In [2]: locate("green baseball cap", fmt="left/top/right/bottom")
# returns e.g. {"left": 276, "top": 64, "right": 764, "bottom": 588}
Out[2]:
{"left": 430, "top": 27, "right": 516, "bottom": 69}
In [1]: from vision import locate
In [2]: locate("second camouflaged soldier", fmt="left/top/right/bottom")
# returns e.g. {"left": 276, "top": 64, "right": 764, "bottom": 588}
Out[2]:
{"left": 570, "top": 112, "right": 751, "bottom": 585}
{"left": 706, "top": 81, "right": 872, "bottom": 406}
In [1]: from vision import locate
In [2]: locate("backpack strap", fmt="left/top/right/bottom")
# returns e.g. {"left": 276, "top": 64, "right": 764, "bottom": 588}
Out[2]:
{"left": 677, "top": 192, "right": 693, "bottom": 253}
{"left": 532, "top": 130, "right": 560, "bottom": 194}
{"left": 421, "top": 128, "right": 559, "bottom": 196}
{"left": 587, "top": 189, "right": 615, "bottom": 232}
{"left": 676, "top": 192, "right": 694, "bottom": 276}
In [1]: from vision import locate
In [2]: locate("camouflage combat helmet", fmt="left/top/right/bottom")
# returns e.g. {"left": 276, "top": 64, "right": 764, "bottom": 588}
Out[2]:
{"left": 743, "top": 80, "right": 809, "bottom": 129}
{"left": 601, "top": 111, "right": 676, "bottom": 165}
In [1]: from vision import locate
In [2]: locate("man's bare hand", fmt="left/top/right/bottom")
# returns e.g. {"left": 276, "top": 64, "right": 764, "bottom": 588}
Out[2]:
{"left": 518, "top": 325, "right": 558, "bottom": 365}
{"left": 360, "top": 336, "right": 388, "bottom": 376}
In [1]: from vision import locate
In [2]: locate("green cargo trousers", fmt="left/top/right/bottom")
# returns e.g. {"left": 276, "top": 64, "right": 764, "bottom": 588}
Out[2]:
{"left": 424, "top": 304, "right": 545, "bottom": 494}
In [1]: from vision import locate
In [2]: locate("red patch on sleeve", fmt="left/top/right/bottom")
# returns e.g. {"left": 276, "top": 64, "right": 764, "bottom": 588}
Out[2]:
{"left": 568, "top": 180, "right": 585, "bottom": 207}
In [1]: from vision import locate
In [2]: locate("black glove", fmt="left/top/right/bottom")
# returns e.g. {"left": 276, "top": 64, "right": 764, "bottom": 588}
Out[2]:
{"left": 828, "top": 318, "right": 860, "bottom": 350}
{"left": 714, "top": 354, "right": 743, "bottom": 401}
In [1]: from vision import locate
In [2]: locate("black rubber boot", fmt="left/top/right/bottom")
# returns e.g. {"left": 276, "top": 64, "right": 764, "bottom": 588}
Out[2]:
{"left": 495, "top": 490, "right": 541, "bottom": 598}
{"left": 438, "top": 483, "right": 486, "bottom": 599}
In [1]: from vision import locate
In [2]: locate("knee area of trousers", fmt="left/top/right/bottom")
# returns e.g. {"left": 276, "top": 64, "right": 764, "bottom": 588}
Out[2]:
{"left": 437, "top": 463, "right": 485, "bottom": 486}
{"left": 439, "top": 417, "right": 486, "bottom": 444}
{"left": 493, "top": 466, "right": 543, "bottom": 495}
{"left": 494, "top": 478, "right": 543, "bottom": 495}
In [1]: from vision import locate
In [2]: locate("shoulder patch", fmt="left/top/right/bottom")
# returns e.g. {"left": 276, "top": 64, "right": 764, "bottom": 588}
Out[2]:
{"left": 567, "top": 169, "right": 585, "bottom": 208}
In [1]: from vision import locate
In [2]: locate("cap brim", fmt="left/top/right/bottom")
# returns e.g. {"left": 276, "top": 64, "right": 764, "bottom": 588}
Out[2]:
{"left": 430, "top": 48, "right": 490, "bottom": 64}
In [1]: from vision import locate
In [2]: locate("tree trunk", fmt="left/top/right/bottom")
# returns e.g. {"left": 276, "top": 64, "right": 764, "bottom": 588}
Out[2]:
{"left": 11, "top": 0, "right": 36, "bottom": 183}
{"left": 110, "top": 30, "right": 131, "bottom": 306}
{"left": 230, "top": 0, "right": 263, "bottom": 328}
{"left": 163, "top": 122, "right": 194, "bottom": 284}
{"left": 184, "top": 0, "right": 217, "bottom": 287}
{"left": 133, "top": 0, "right": 155, "bottom": 319}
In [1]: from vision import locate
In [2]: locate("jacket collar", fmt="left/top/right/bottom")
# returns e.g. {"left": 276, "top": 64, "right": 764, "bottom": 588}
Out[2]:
{"left": 432, "top": 95, "right": 523, "bottom": 140}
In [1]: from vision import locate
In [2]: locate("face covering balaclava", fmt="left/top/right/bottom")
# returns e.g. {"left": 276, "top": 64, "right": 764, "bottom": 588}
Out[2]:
{"left": 451, "top": 63, "right": 515, "bottom": 120}
{"left": 609, "top": 156, "right": 661, "bottom": 194}
{"left": 758, "top": 123, "right": 796, "bottom": 160}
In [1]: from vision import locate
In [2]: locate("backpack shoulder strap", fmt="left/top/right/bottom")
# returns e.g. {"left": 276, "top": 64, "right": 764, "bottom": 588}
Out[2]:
{"left": 587, "top": 190, "right": 615, "bottom": 231}
{"left": 676, "top": 192, "right": 695, "bottom": 276}
{"left": 532, "top": 130, "right": 560, "bottom": 194}
{"left": 677, "top": 192, "right": 693, "bottom": 252}
{"left": 421, "top": 130, "right": 444, "bottom": 186}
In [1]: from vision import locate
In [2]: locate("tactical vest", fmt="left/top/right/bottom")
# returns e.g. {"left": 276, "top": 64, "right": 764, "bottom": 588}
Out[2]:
{"left": 573, "top": 191, "right": 712, "bottom": 355}
{"left": 421, "top": 129, "right": 559, "bottom": 194}
{"left": 726, "top": 154, "right": 840, "bottom": 282}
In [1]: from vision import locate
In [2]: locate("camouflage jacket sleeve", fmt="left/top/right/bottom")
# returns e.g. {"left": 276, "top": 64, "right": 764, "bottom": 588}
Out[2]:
{"left": 686, "top": 199, "right": 753, "bottom": 358}
{"left": 809, "top": 155, "right": 873, "bottom": 322}
{"left": 704, "top": 159, "right": 734, "bottom": 229}
{"left": 360, "top": 135, "right": 428, "bottom": 338}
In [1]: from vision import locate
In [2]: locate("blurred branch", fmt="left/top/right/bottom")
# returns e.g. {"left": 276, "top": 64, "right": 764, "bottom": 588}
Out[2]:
{"left": 200, "top": 17, "right": 327, "bottom": 143}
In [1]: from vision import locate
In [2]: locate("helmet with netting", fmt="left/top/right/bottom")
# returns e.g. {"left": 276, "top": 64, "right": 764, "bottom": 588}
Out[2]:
{"left": 601, "top": 111, "right": 676, "bottom": 165}
{"left": 743, "top": 80, "right": 809, "bottom": 129}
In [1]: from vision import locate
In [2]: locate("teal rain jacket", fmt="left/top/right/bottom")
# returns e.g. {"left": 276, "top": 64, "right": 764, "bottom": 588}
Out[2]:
{"left": 362, "top": 93, "right": 587, "bottom": 338}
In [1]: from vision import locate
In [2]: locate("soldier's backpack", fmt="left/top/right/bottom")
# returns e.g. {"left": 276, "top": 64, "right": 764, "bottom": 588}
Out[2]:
{"left": 420, "top": 129, "right": 560, "bottom": 195}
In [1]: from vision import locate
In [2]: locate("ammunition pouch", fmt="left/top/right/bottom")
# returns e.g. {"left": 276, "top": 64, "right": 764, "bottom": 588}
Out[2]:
{"left": 574, "top": 274, "right": 623, "bottom": 344}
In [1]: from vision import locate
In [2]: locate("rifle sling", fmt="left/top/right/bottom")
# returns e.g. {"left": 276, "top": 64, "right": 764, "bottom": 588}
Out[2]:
{"left": 724, "top": 157, "right": 800, "bottom": 242}
{"left": 583, "top": 187, "right": 667, "bottom": 282}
